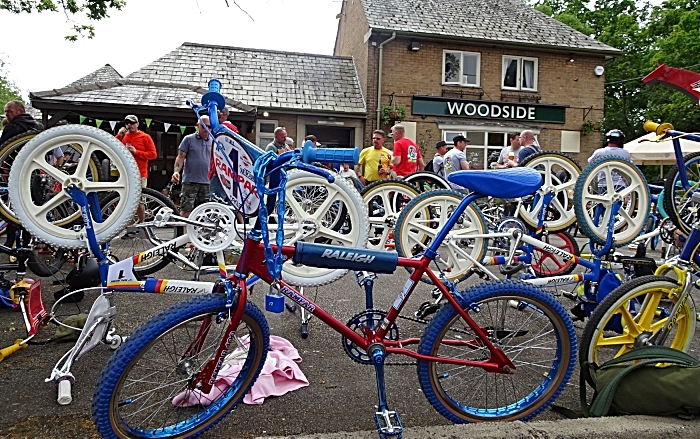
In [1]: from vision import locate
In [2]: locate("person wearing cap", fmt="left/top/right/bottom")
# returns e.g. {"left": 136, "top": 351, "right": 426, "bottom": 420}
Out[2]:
{"left": 390, "top": 124, "right": 424, "bottom": 177}
{"left": 432, "top": 140, "right": 449, "bottom": 178}
{"left": 444, "top": 134, "right": 471, "bottom": 191}
{"left": 266, "top": 127, "right": 288, "bottom": 154}
{"left": 172, "top": 116, "right": 212, "bottom": 218}
{"left": 496, "top": 133, "right": 522, "bottom": 169}
{"left": 356, "top": 129, "right": 393, "bottom": 185}
{"left": 116, "top": 114, "right": 157, "bottom": 223}
{"left": 218, "top": 106, "right": 239, "bottom": 134}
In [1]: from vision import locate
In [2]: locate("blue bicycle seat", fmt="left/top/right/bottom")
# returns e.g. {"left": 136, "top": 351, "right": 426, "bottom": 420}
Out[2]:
{"left": 447, "top": 168, "right": 542, "bottom": 198}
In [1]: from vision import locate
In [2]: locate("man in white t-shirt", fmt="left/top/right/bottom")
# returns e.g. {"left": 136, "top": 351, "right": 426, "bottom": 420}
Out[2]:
{"left": 433, "top": 140, "right": 449, "bottom": 178}
{"left": 444, "top": 135, "right": 471, "bottom": 191}
{"left": 589, "top": 129, "right": 631, "bottom": 190}
{"left": 496, "top": 133, "right": 522, "bottom": 168}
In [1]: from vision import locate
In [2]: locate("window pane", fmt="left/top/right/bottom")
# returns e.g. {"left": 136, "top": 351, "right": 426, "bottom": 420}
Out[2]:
{"left": 522, "top": 59, "right": 535, "bottom": 89}
{"left": 503, "top": 58, "right": 518, "bottom": 88}
{"left": 258, "top": 137, "right": 273, "bottom": 148}
{"left": 487, "top": 132, "right": 505, "bottom": 147}
{"left": 259, "top": 123, "right": 275, "bottom": 133}
{"left": 466, "top": 131, "right": 485, "bottom": 145}
{"left": 444, "top": 131, "right": 464, "bottom": 143}
{"left": 463, "top": 54, "right": 478, "bottom": 85}
{"left": 444, "top": 52, "right": 460, "bottom": 83}
{"left": 465, "top": 148, "right": 485, "bottom": 170}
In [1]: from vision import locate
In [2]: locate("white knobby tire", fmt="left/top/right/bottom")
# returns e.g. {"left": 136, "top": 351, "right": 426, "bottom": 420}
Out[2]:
{"left": 9, "top": 125, "right": 141, "bottom": 249}
{"left": 276, "top": 169, "right": 368, "bottom": 287}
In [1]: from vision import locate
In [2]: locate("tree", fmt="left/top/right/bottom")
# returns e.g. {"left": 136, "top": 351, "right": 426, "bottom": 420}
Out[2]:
{"left": 0, "top": 0, "right": 126, "bottom": 41}
{"left": 0, "top": 57, "right": 23, "bottom": 111}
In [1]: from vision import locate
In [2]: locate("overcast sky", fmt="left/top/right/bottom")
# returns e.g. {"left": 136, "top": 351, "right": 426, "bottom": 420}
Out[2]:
{"left": 1, "top": 0, "right": 343, "bottom": 100}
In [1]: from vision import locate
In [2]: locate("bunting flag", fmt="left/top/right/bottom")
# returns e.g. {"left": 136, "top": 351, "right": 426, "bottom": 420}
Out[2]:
{"left": 95, "top": 119, "right": 103, "bottom": 128}
{"left": 79, "top": 115, "right": 86, "bottom": 124}
{"left": 163, "top": 123, "right": 171, "bottom": 132}
{"left": 109, "top": 120, "right": 117, "bottom": 131}
{"left": 180, "top": 125, "right": 187, "bottom": 135}
{"left": 145, "top": 118, "right": 152, "bottom": 128}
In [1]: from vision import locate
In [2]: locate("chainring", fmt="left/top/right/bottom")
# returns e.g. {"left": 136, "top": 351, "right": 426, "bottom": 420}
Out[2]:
{"left": 342, "top": 309, "right": 399, "bottom": 365}
{"left": 493, "top": 216, "right": 527, "bottom": 249}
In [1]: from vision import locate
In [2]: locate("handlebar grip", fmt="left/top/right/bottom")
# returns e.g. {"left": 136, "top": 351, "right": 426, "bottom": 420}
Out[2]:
{"left": 296, "top": 162, "right": 335, "bottom": 183}
{"left": 202, "top": 78, "right": 226, "bottom": 112}
{"left": 301, "top": 141, "right": 360, "bottom": 165}
{"left": 643, "top": 120, "right": 674, "bottom": 135}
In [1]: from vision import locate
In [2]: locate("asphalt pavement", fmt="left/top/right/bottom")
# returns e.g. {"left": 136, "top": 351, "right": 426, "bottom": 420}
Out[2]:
{"left": 1, "top": 237, "right": 699, "bottom": 438}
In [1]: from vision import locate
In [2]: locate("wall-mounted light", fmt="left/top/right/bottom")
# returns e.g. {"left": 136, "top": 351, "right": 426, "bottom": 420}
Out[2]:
{"left": 566, "top": 58, "right": 575, "bottom": 66}
{"left": 410, "top": 41, "right": 421, "bottom": 51}
{"left": 263, "top": 111, "right": 269, "bottom": 117}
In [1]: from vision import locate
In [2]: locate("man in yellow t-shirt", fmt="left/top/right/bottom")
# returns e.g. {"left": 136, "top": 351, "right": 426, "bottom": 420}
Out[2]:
{"left": 355, "top": 129, "right": 393, "bottom": 185}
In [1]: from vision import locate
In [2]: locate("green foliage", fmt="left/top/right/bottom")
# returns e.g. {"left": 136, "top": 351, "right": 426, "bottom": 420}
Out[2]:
{"left": 531, "top": 0, "right": 700, "bottom": 140}
{"left": 0, "top": 57, "right": 23, "bottom": 110}
{"left": 581, "top": 120, "right": 596, "bottom": 134}
{"left": 381, "top": 105, "right": 406, "bottom": 125}
{"left": 0, "top": 0, "right": 126, "bottom": 40}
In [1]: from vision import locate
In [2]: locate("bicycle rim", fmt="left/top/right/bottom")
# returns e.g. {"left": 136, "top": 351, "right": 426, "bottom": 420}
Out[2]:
{"left": 417, "top": 281, "right": 576, "bottom": 422}
{"left": 93, "top": 294, "right": 269, "bottom": 438}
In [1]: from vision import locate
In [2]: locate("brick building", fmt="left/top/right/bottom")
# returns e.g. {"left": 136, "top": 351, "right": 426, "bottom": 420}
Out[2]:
{"left": 333, "top": 0, "right": 622, "bottom": 167}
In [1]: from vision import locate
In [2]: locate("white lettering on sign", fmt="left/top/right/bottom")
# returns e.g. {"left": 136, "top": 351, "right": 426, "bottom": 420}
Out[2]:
{"left": 446, "top": 101, "right": 537, "bottom": 121}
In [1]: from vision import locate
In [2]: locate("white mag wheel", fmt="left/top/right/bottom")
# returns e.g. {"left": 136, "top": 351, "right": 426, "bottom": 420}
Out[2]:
{"left": 361, "top": 179, "right": 420, "bottom": 250}
{"left": 394, "top": 190, "right": 487, "bottom": 285}
{"left": 519, "top": 151, "right": 581, "bottom": 232}
{"left": 187, "top": 202, "right": 237, "bottom": 253}
{"left": 274, "top": 169, "right": 368, "bottom": 287}
{"left": 574, "top": 155, "right": 649, "bottom": 247}
{"left": 8, "top": 125, "right": 141, "bottom": 249}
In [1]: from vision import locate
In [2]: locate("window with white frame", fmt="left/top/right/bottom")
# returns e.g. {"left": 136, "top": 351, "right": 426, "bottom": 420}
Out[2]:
{"left": 443, "top": 50, "right": 481, "bottom": 87}
{"left": 442, "top": 129, "right": 529, "bottom": 170}
{"left": 502, "top": 56, "right": 538, "bottom": 91}
{"left": 256, "top": 119, "right": 278, "bottom": 148}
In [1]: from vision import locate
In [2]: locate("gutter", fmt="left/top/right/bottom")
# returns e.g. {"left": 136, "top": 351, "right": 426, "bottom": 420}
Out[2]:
{"left": 376, "top": 32, "right": 396, "bottom": 130}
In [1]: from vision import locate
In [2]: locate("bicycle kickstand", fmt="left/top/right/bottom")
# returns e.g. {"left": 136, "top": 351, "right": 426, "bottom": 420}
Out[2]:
{"left": 368, "top": 344, "right": 403, "bottom": 439}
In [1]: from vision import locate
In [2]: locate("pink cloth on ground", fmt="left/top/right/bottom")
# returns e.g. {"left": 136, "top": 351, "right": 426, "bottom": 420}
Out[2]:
{"left": 172, "top": 335, "right": 308, "bottom": 407}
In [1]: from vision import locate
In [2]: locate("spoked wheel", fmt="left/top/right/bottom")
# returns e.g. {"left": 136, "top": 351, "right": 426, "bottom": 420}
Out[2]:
{"left": 417, "top": 280, "right": 576, "bottom": 422}
{"left": 92, "top": 294, "right": 270, "bottom": 439}
{"left": 273, "top": 169, "right": 368, "bottom": 286}
{"left": 361, "top": 179, "right": 419, "bottom": 250}
{"left": 101, "top": 188, "right": 180, "bottom": 277}
{"left": 519, "top": 151, "right": 581, "bottom": 232}
{"left": 574, "top": 156, "right": 649, "bottom": 247}
{"left": 8, "top": 126, "right": 141, "bottom": 249}
{"left": 0, "top": 130, "right": 103, "bottom": 224}
{"left": 530, "top": 230, "right": 579, "bottom": 277}
{"left": 394, "top": 190, "right": 487, "bottom": 285}
{"left": 403, "top": 171, "right": 451, "bottom": 193}
{"left": 662, "top": 151, "right": 700, "bottom": 234}
{"left": 579, "top": 276, "right": 696, "bottom": 370}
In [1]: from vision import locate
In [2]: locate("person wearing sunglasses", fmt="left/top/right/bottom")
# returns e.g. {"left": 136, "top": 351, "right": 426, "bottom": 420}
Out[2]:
{"left": 172, "top": 115, "right": 212, "bottom": 219}
{"left": 116, "top": 114, "right": 157, "bottom": 223}
{"left": 356, "top": 129, "right": 394, "bottom": 186}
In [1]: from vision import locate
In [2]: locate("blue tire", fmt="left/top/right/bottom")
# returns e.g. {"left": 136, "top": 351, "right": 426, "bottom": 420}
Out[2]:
{"left": 417, "top": 280, "right": 576, "bottom": 422}
{"left": 92, "top": 294, "right": 269, "bottom": 438}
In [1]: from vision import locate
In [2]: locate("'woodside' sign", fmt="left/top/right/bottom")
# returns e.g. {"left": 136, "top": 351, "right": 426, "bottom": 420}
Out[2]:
{"left": 411, "top": 95, "right": 568, "bottom": 124}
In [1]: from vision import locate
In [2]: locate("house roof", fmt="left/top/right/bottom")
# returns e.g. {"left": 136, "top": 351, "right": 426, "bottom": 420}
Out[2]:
{"left": 125, "top": 42, "right": 367, "bottom": 115}
{"left": 360, "top": 0, "right": 621, "bottom": 55}
{"left": 31, "top": 79, "right": 252, "bottom": 113}
{"left": 67, "top": 64, "right": 123, "bottom": 87}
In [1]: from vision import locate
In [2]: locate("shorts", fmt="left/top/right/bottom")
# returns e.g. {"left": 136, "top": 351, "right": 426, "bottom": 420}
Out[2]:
{"left": 180, "top": 182, "right": 211, "bottom": 212}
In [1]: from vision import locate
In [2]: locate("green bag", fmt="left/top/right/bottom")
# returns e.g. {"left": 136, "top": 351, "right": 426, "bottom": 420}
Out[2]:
{"left": 581, "top": 345, "right": 700, "bottom": 418}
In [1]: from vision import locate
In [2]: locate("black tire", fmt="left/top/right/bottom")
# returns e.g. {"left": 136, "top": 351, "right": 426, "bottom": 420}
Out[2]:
{"left": 101, "top": 187, "right": 180, "bottom": 277}
{"left": 92, "top": 294, "right": 270, "bottom": 438}
{"left": 662, "top": 151, "right": 700, "bottom": 234}
{"left": 403, "top": 171, "right": 451, "bottom": 192}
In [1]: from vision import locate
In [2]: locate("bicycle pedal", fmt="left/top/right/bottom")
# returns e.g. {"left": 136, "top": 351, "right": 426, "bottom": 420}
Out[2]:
{"left": 375, "top": 408, "right": 402, "bottom": 438}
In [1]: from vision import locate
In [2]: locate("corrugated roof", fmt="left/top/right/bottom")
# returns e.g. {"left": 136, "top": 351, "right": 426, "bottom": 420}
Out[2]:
{"left": 67, "top": 64, "right": 123, "bottom": 87}
{"left": 125, "top": 43, "right": 367, "bottom": 114}
{"left": 360, "top": 0, "right": 621, "bottom": 55}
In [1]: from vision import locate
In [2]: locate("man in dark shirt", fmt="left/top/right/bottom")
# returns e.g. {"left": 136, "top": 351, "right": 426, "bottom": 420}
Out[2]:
{"left": 1, "top": 100, "right": 43, "bottom": 145}
{"left": 1, "top": 100, "right": 44, "bottom": 252}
